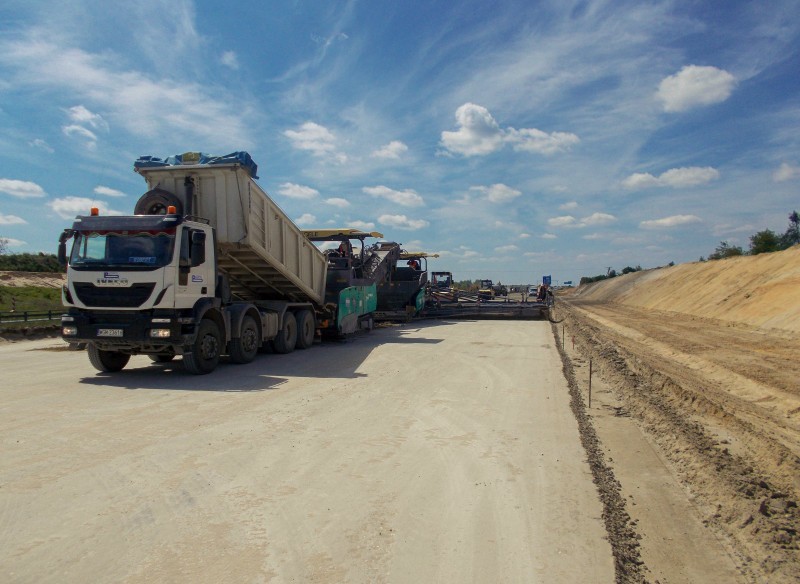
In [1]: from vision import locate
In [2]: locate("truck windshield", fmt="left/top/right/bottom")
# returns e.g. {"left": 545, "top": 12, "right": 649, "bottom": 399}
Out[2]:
{"left": 70, "top": 231, "right": 175, "bottom": 269}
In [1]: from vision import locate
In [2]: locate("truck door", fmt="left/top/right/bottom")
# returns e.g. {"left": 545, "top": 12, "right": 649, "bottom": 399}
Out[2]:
{"left": 174, "top": 226, "right": 213, "bottom": 309}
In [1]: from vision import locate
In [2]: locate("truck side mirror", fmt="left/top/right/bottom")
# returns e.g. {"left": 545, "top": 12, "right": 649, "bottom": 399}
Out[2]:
{"left": 57, "top": 230, "right": 73, "bottom": 267}
{"left": 190, "top": 230, "right": 206, "bottom": 267}
{"left": 57, "top": 241, "right": 67, "bottom": 266}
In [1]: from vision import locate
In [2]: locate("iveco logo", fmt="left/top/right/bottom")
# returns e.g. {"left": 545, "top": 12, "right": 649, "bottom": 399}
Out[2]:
{"left": 96, "top": 272, "right": 129, "bottom": 286}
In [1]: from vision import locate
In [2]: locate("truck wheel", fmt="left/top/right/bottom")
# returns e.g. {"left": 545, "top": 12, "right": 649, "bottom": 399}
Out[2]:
{"left": 295, "top": 309, "right": 315, "bottom": 349}
{"left": 87, "top": 344, "right": 130, "bottom": 372}
{"left": 230, "top": 315, "right": 259, "bottom": 364}
{"left": 183, "top": 319, "right": 221, "bottom": 374}
{"left": 134, "top": 188, "right": 183, "bottom": 216}
{"left": 272, "top": 313, "right": 297, "bottom": 354}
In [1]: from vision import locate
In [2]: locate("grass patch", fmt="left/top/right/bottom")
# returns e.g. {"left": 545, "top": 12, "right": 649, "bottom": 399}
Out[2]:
{"left": 0, "top": 286, "right": 62, "bottom": 312}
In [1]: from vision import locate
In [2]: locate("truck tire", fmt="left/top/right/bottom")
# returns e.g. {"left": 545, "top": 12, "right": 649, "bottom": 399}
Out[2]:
{"left": 88, "top": 344, "right": 130, "bottom": 372}
{"left": 229, "top": 315, "right": 259, "bottom": 364}
{"left": 183, "top": 319, "right": 221, "bottom": 374}
{"left": 134, "top": 188, "right": 183, "bottom": 216}
{"left": 272, "top": 312, "right": 297, "bottom": 354}
{"left": 295, "top": 309, "right": 315, "bottom": 349}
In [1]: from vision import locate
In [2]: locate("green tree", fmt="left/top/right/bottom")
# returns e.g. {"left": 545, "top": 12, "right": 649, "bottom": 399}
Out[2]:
{"left": 0, "top": 237, "right": 8, "bottom": 255}
{"left": 780, "top": 210, "right": 800, "bottom": 248}
{"left": 708, "top": 241, "right": 743, "bottom": 260}
{"left": 749, "top": 229, "right": 781, "bottom": 255}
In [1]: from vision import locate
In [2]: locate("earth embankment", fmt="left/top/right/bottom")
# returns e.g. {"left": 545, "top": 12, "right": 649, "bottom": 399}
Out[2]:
{"left": 570, "top": 245, "right": 800, "bottom": 332}
{"left": 561, "top": 246, "right": 800, "bottom": 582}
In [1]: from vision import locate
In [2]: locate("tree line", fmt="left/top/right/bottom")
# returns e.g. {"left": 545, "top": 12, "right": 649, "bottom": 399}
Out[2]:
{"left": 579, "top": 210, "right": 799, "bottom": 285}
{"left": 0, "top": 241, "right": 62, "bottom": 272}
{"left": 703, "top": 210, "right": 800, "bottom": 260}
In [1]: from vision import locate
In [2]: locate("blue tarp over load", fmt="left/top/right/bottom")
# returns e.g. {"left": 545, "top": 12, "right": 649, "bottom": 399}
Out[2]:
{"left": 134, "top": 151, "right": 259, "bottom": 179}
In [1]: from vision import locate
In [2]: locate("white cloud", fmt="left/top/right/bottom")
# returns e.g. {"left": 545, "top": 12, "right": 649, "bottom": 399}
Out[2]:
{"left": 471, "top": 183, "right": 522, "bottom": 203}
{"left": 440, "top": 103, "right": 504, "bottom": 156}
{"left": 284, "top": 122, "right": 345, "bottom": 161}
{"left": 279, "top": 183, "right": 319, "bottom": 199}
{"left": 640, "top": 214, "right": 702, "bottom": 229}
{"left": 65, "top": 105, "right": 108, "bottom": 130}
{"left": 580, "top": 212, "right": 616, "bottom": 226}
{"left": 93, "top": 186, "right": 125, "bottom": 198}
{"left": 506, "top": 127, "right": 580, "bottom": 155}
{"left": 347, "top": 220, "right": 376, "bottom": 230}
{"left": 547, "top": 215, "right": 576, "bottom": 227}
{"left": 0, "top": 38, "right": 254, "bottom": 148}
{"left": 622, "top": 166, "right": 720, "bottom": 189}
{"left": 0, "top": 237, "right": 26, "bottom": 248}
{"left": 519, "top": 233, "right": 531, "bottom": 239}
{"left": 548, "top": 212, "right": 615, "bottom": 228}
{"left": 541, "top": 233, "right": 557, "bottom": 239}
{"left": 325, "top": 197, "right": 350, "bottom": 208}
{"left": 495, "top": 244, "right": 519, "bottom": 253}
{"left": 29, "top": 138, "right": 53, "bottom": 153}
{"left": 0, "top": 178, "right": 46, "bottom": 198}
{"left": 657, "top": 65, "right": 736, "bottom": 112}
{"left": 48, "top": 196, "right": 123, "bottom": 219}
{"left": 364, "top": 185, "right": 424, "bottom": 207}
{"left": 371, "top": 140, "right": 408, "bottom": 159}
{"left": 220, "top": 50, "right": 239, "bottom": 70}
{"left": 559, "top": 201, "right": 578, "bottom": 210}
{"left": 440, "top": 103, "right": 579, "bottom": 157}
{"left": 774, "top": 162, "right": 800, "bottom": 182}
{"left": 61, "top": 106, "right": 108, "bottom": 150}
{"left": 294, "top": 213, "right": 317, "bottom": 226}
{"left": 62, "top": 124, "right": 98, "bottom": 149}
{"left": 0, "top": 213, "right": 27, "bottom": 225}
{"left": 378, "top": 214, "right": 430, "bottom": 230}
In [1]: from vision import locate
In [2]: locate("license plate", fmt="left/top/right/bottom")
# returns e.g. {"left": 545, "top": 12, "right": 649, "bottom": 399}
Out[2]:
{"left": 97, "top": 328, "right": 123, "bottom": 337}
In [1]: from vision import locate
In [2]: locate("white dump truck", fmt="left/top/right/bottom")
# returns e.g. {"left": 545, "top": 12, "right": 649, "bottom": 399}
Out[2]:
{"left": 58, "top": 152, "right": 377, "bottom": 374}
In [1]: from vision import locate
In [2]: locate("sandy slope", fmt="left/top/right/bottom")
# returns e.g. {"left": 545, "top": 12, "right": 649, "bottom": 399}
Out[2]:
{"left": 0, "top": 271, "right": 64, "bottom": 288}
{"left": 562, "top": 246, "right": 800, "bottom": 583}
{"left": 570, "top": 245, "right": 800, "bottom": 332}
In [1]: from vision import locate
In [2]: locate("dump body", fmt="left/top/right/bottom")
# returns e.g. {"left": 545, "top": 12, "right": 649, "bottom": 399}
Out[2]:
{"left": 136, "top": 162, "right": 327, "bottom": 305}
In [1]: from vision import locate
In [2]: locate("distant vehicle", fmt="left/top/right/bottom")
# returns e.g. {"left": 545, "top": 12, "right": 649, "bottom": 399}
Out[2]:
{"left": 478, "top": 279, "right": 507, "bottom": 300}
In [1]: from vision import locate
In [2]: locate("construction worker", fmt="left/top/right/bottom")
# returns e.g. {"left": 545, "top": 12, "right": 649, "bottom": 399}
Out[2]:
{"left": 407, "top": 259, "right": 420, "bottom": 270}
{"left": 337, "top": 241, "right": 350, "bottom": 257}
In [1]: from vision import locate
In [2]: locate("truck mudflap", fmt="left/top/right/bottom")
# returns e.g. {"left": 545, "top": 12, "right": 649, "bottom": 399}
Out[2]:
{"left": 61, "top": 310, "right": 188, "bottom": 353}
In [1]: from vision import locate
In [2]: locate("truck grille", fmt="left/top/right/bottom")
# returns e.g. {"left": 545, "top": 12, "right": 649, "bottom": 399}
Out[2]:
{"left": 73, "top": 283, "right": 156, "bottom": 308}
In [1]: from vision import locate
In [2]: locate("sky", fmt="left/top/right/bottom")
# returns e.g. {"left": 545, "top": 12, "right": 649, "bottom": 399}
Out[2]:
{"left": 1, "top": 0, "right": 799, "bottom": 285}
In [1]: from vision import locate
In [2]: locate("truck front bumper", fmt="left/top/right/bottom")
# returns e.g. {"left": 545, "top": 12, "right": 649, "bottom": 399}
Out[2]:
{"left": 60, "top": 310, "right": 195, "bottom": 353}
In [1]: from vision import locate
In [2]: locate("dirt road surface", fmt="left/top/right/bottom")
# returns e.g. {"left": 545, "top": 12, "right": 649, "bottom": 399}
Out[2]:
{"left": 1, "top": 321, "right": 615, "bottom": 583}
{"left": 559, "top": 300, "right": 800, "bottom": 583}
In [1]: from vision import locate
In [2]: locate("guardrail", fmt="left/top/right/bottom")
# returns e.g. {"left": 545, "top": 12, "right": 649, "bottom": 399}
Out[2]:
{"left": 0, "top": 309, "right": 63, "bottom": 324}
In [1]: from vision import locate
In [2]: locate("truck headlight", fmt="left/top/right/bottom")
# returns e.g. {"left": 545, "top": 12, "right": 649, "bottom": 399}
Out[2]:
{"left": 150, "top": 329, "right": 171, "bottom": 338}
{"left": 62, "top": 325, "right": 78, "bottom": 336}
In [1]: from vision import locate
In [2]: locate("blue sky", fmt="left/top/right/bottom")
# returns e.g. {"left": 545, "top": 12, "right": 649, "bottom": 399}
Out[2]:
{"left": 1, "top": 0, "right": 798, "bottom": 285}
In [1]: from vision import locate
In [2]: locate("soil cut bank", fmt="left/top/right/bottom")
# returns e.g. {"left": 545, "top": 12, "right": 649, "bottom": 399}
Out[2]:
{"left": 562, "top": 246, "right": 800, "bottom": 583}
{"left": 569, "top": 245, "right": 800, "bottom": 332}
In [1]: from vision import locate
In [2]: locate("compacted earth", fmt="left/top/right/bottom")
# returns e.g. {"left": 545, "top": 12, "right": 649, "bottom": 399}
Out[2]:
{"left": 558, "top": 247, "right": 800, "bottom": 583}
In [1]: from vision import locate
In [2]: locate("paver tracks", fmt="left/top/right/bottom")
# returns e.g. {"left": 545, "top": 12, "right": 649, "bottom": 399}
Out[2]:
{"left": 561, "top": 300, "right": 800, "bottom": 583}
